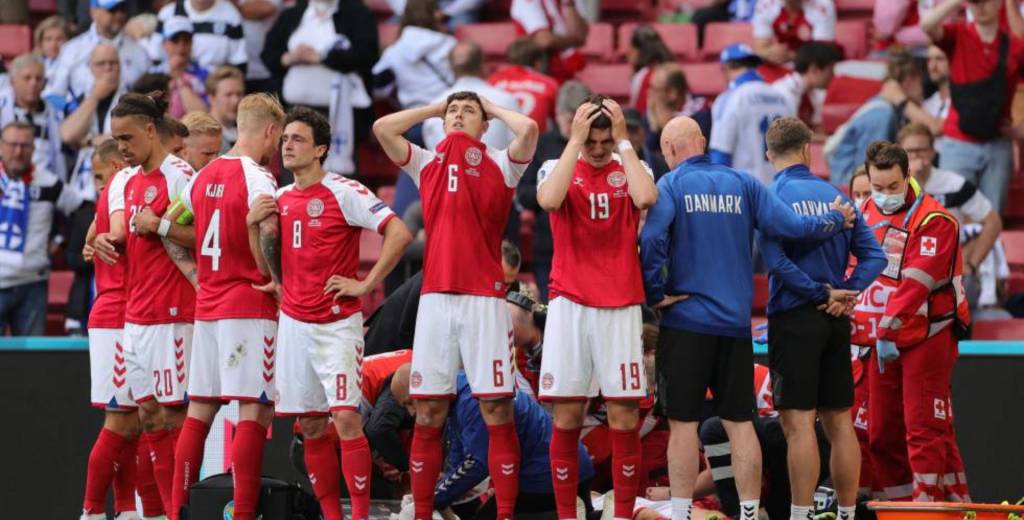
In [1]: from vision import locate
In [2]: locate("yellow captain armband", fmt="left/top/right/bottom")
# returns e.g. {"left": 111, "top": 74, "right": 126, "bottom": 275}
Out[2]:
{"left": 167, "top": 198, "right": 194, "bottom": 225}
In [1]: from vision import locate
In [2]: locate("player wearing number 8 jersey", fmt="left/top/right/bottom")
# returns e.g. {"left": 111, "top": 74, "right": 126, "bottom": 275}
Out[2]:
{"left": 373, "top": 91, "right": 539, "bottom": 520}
{"left": 169, "top": 93, "right": 285, "bottom": 520}
{"left": 248, "top": 107, "right": 412, "bottom": 520}
{"left": 535, "top": 95, "right": 658, "bottom": 520}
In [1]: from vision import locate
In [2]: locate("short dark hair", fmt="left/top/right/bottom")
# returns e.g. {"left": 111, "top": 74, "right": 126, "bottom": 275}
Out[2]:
{"left": 160, "top": 116, "right": 189, "bottom": 139}
{"left": 131, "top": 73, "right": 171, "bottom": 96}
{"left": 445, "top": 90, "right": 485, "bottom": 117}
{"left": 885, "top": 48, "right": 921, "bottom": 83}
{"left": 501, "top": 239, "right": 521, "bottom": 270}
{"left": 400, "top": 0, "right": 440, "bottom": 32}
{"left": 451, "top": 41, "right": 484, "bottom": 78}
{"left": 663, "top": 67, "right": 688, "bottom": 97}
{"left": 865, "top": 140, "right": 909, "bottom": 178}
{"left": 765, "top": 117, "right": 812, "bottom": 157}
{"left": 793, "top": 42, "right": 843, "bottom": 74}
{"left": 724, "top": 56, "right": 761, "bottom": 71}
{"left": 507, "top": 38, "right": 543, "bottom": 67}
{"left": 285, "top": 106, "right": 332, "bottom": 164}
{"left": 583, "top": 94, "right": 612, "bottom": 130}
{"left": 630, "top": 25, "right": 673, "bottom": 70}
{"left": 848, "top": 164, "right": 868, "bottom": 195}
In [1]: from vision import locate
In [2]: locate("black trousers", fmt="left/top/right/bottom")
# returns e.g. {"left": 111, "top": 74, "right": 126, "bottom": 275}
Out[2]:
{"left": 452, "top": 480, "right": 594, "bottom": 520}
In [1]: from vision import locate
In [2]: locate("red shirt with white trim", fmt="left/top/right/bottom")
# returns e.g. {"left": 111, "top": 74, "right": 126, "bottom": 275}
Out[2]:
{"left": 488, "top": 65, "right": 559, "bottom": 133}
{"left": 510, "top": 0, "right": 586, "bottom": 82}
{"left": 183, "top": 155, "right": 279, "bottom": 321}
{"left": 360, "top": 349, "right": 413, "bottom": 408}
{"left": 89, "top": 170, "right": 130, "bottom": 329}
{"left": 276, "top": 173, "right": 396, "bottom": 323}
{"left": 752, "top": 0, "right": 836, "bottom": 51}
{"left": 538, "top": 155, "right": 650, "bottom": 308}
{"left": 116, "top": 154, "right": 196, "bottom": 324}
{"left": 399, "top": 131, "right": 529, "bottom": 297}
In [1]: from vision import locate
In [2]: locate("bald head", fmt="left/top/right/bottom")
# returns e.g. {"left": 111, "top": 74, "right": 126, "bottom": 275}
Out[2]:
{"left": 451, "top": 41, "right": 484, "bottom": 78}
{"left": 660, "top": 116, "right": 705, "bottom": 169}
{"left": 390, "top": 363, "right": 412, "bottom": 406}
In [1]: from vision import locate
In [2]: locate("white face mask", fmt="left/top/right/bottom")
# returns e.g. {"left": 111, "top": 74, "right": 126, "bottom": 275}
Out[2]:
{"left": 871, "top": 188, "right": 906, "bottom": 215}
{"left": 853, "top": 196, "right": 866, "bottom": 208}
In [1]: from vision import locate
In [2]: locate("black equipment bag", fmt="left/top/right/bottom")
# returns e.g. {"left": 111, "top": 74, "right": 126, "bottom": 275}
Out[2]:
{"left": 184, "top": 472, "right": 320, "bottom": 520}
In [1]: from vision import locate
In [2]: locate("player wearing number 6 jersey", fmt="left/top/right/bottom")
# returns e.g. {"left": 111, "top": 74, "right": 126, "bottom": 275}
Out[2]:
{"left": 246, "top": 107, "right": 412, "bottom": 520}
{"left": 373, "top": 91, "right": 539, "bottom": 520}
{"left": 169, "top": 93, "right": 285, "bottom": 520}
{"left": 535, "top": 95, "right": 658, "bottom": 520}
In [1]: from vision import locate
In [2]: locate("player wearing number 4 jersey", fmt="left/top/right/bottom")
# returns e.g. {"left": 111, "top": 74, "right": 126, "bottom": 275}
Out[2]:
{"left": 246, "top": 107, "right": 412, "bottom": 520}
{"left": 536, "top": 95, "right": 658, "bottom": 520}
{"left": 92, "top": 92, "right": 200, "bottom": 517}
{"left": 373, "top": 91, "right": 539, "bottom": 520}
{"left": 169, "top": 93, "right": 286, "bottom": 520}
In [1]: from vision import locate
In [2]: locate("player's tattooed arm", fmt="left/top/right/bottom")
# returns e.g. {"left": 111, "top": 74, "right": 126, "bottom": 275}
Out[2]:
{"left": 247, "top": 195, "right": 278, "bottom": 279}
{"left": 259, "top": 215, "right": 282, "bottom": 283}
{"left": 162, "top": 238, "right": 199, "bottom": 289}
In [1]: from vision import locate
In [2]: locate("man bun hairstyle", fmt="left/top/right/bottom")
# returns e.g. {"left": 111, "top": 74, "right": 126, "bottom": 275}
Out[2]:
{"left": 864, "top": 140, "right": 909, "bottom": 178}
{"left": 765, "top": 117, "right": 812, "bottom": 157}
{"left": 285, "top": 106, "right": 332, "bottom": 164}
{"left": 583, "top": 94, "right": 612, "bottom": 130}
{"left": 111, "top": 91, "right": 169, "bottom": 130}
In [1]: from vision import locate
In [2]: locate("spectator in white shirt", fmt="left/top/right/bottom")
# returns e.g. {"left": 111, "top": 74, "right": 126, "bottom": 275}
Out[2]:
{"left": 0, "top": 54, "right": 67, "bottom": 181}
{"left": 157, "top": 0, "right": 248, "bottom": 74}
{"left": 32, "top": 15, "right": 70, "bottom": 89}
{"left": 205, "top": 65, "right": 245, "bottom": 153}
{"left": 372, "top": 0, "right": 456, "bottom": 110}
{"left": 922, "top": 45, "right": 950, "bottom": 121}
{"left": 752, "top": 0, "right": 836, "bottom": 65}
{"left": 237, "top": 0, "right": 283, "bottom": 93}
{"left": 510, "top": 0, "right": 588, "bottom": 82}
{"left": 0, "top": 121, "right": 83, "bottom": 336}
{"left": 771, "top": 41, "right": 842, "bottom": 130}
{"left": 43, "top": 0, "right": 149, "bottom": 111}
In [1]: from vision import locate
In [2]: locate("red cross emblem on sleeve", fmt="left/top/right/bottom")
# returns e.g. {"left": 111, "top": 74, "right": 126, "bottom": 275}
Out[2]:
{"left": 921, "top": 236, "right": 937, "bottom": 257}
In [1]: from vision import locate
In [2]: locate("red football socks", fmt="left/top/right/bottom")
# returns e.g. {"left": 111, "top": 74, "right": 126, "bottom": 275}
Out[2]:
{"left": 231, "top": 420, "right": 267, "bottom": 520}
{"left": 410, "top": 424, "right": 443, "bottom": 520}
{"left": 610, "top": 427, "right": 642, "bottom": 520}
{"left": 171, "top": 417, "right": 211, "bottom": 519}
{"left": 136, "top": 437, "right": 165, "bottom": 517}
{"left": 550, "top": 426, "right": 582, "bottom": 520}
{"left": 304, "top": 433, "right": 343, "bottom": 520}
{"left": 145, "top": 428, "right": 178, "bottom": 514}
{"left": 341, "top": 436, "right": 373, "bottom": 520}
{"left": 83, "top": 428, "right": 127, "bottom": 513}
{"left": 113, "top": 435, "right": 139, "bottom": 514}
{"left": 487, "top": 422, "right": 521, "bottom": 520}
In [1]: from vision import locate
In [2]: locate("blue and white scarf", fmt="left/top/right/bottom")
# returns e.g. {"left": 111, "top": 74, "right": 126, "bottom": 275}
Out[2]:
{"left": 0, "top": 167, "right": 32, "bottom": 266}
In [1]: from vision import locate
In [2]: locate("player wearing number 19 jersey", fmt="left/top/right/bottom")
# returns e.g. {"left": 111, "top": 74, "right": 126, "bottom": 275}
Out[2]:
{"left": 170, "top": 93, "right": 285, "bottom": 520}
{"left": 373, "top": 91, "right": 539, "bottom": 520}
{"left": 535, "top": 96, "right": 658, "bottom": 520}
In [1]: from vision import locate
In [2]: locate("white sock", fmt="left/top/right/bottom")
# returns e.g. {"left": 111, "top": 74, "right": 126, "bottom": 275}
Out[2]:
{"left": 790, "top": 504, "right": 812, "bottom": 520}
{"left": 740, "top": 500, "right": 760, "bottom": 520}
{"left": 838, "top": 505, "right": 856, "bottom": 520}
{"left": 671, "top": 497, "right": 693, "bottom": 520}
{"left": 81, "top": 514, "right": 105, "bottom": 520}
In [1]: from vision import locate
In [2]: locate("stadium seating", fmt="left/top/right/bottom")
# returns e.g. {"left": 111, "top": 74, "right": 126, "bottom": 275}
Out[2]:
{"left": 581, "top": 22, "right": 616, "bottom": 61}
{"left": 834, "top": 19, "right": 869, "bottom": 60}
{"left": 617, "top": 22, "right": 700, "bottom": 62}
{"left": 0, "top": 25, "right": 31, "bottom": 61}
{"left": 681, "top": 62, "right": 727, "bottom": 96}
{"left": 600, "top": 0, "right": 655, "bottom": 22}
{"left": 821, "top": 75, "right": 881, "bottom": 133}
{"left": 972, "top": 319, "right": 1024, "bottom": 340}
{"left": 576, "top": 63, "right": 633, "bottom": 101}
{"left": 455, "top": 22, "right": 520, "bottom": 59}
{"left": 29, "top": 0, "right": 57, "bottom": 15}
{"left": 46, "top": 270, "right": 73, "bottom": 336}
{"left": 701, "top": 22, "right": 754, "bottom": 59}
{"left": 1001, "top": 230, "right": 1024, "bottom": 268}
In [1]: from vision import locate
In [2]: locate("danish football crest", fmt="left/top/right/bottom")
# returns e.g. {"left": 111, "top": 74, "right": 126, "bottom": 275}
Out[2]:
{"left": 465, "top": 147, "right": 482, "bottom": 167}
{"left": 307, "top": 198, "right": 325, "bottom": 218}
{"left": 607, "top": 171, "right": 627, "bottom": 188}
{"left": 144, "top": 186, "right": 158, "bottom": 204}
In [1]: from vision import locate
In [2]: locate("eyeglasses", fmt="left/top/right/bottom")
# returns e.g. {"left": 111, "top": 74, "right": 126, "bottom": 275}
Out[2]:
{"left": 1, "top": 140, "right": 33, "bottom": 150}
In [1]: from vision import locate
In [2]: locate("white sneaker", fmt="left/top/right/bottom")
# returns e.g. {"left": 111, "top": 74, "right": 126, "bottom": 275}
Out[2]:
{"left": 79, "top": 513, "right": 105, "bottom": 520}
{"left": 114, "top": 513, "right": 140, "bottom": 520}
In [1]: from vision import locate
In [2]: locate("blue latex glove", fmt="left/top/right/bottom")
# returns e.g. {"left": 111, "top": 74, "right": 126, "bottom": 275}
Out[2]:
{"left": 875, "top": 339, "right": 899, "bottom": 373}
{"left": 753, "top": 323, "right": 768, "bottom": 345}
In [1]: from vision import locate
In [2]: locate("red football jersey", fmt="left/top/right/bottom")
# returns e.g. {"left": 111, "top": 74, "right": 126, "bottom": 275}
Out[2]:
{"left": 488, "top": 65, "right": 559, "bottom": 133}
{"left": 183, "top": 155, "right": 279, "bottom": 321}
{"left": 276, "top": 174, "right": 395, "bottom": 323}
{"left": 360, "top": 349, "right": 413, "bottom": 408}
{"left": 89, "top": 169, "right": 131, "bottom": 329}
{"left": 399, "top": 132, "right": 529, "bottom": 297}
{"left": 539, "top": 155, "right": 649, "bottom": 307}
{"left": 115, "top": 154, "right": 196, "bottom": 324}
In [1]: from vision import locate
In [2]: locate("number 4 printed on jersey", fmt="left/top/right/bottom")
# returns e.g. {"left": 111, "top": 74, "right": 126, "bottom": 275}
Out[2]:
{"left": 201, "top": 208, "right": 222, "bottom": 271}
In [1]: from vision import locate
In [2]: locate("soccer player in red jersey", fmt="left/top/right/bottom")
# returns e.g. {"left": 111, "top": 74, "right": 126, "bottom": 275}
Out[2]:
{"left": 168, "top": 93, "right": 286, "bottom": 520}
{"left": 93, "top": 92, "right": 198, "bottom": 516}
{"left": 373, "top": 92, "right": 539, "bottom": 520}
{"left": 488, "top": 39, "right": 560, "bottom": 133}
{"left": 247, "top": 107, "right": 412, "bottom": 520}
{"left": 535, "top": 95, "right": 658, "bottom": 520}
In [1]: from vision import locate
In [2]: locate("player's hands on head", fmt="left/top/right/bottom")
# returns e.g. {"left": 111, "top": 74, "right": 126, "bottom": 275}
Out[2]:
{"left": 478, "top": 96, "right": 497, "bottom": 120}
{"left": 247, "top": 195, "right": 278, "bottom": 228}
{"left": 602, "top": 99, "right": 629, "bottom": 142}
{"left": 324, "top": 275, "right": 371, "bottom": 299}
{"left": 569, "top": 103, "right": 601, "bottom": 145}
{"left": 829, "top": 195, "right": 856, "bottom": 229}
{"left": 94, "top": 233, "right": 119, "bottom": 265}
{"left": 133, "top": 207, "right": 161, "bottom": 235}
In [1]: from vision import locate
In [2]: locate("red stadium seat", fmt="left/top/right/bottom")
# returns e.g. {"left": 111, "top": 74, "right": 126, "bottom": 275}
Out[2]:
{"left": 575, "top": 63, "right": 633, "bottom": 101}
{"left": 681, "top": 62, "right": 727, "bottom": 96}
{"left": 809, "top": 142, "right": 829, "bottom": 180}
{"left": 455, "top": 22, "right": 519, "bottom": 59}
{"left": 834, "top": 0, "right": 875, "bottom": 14}
{"left": 821, "top": 75, "right": 881, "bottom": 133}
{"left": 29, "top": 0, "right": 57, "bottom": 15}
{"left": 834, "top": 20, "right": 868, "bottom": 60}
{"left": 0, "top": 25, "right": 31, "bottom": 60}
{"left": 1005, "top": 185, "right": 1024, "bottom": 226}
{"left": 47, "top": 270, "right": 73, "bottom": 308}
{"left": 972, "top": 319, "right": 1024, "bottom": 340}
{"left": 600, "top": 0, "right": 655, "bottom": 22}
{"left": 1001, "top": 230, "right": 1024, "bottom": 268}
{"left": 752, "top": 273, "right": 768, "bottom": 315}
{"left": 378, "top": 23, "right": 399, "bottom": 48}
{"left": 701, "top": 22, "right": 754, "bottom": 60}
{"left": 581, "top": 22, "right": 616, "bottom": 61}
{"left": 618, "top": 22, "right": 700, "bottom": 62}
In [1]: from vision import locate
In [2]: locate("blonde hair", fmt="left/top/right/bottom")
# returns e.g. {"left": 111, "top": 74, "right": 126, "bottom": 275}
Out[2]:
{"left": 181, "top": 110, "right": 222, "bottom": 137}
{"left": 205, "top": 65, "right": 245, "bottom": 98}
{"left": 33, "top": 16, "right": 69, "bottom": 53}
{"left": 236, "top": 93, "right": 285, "bottom": 134}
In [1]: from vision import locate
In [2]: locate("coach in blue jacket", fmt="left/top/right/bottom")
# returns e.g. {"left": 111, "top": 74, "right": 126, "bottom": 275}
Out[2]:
{"left": 639, "top": 116, "right": 856, "bottom": 520}
{"left": 757, "top": 117, "right": 886, "bottom": 520}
